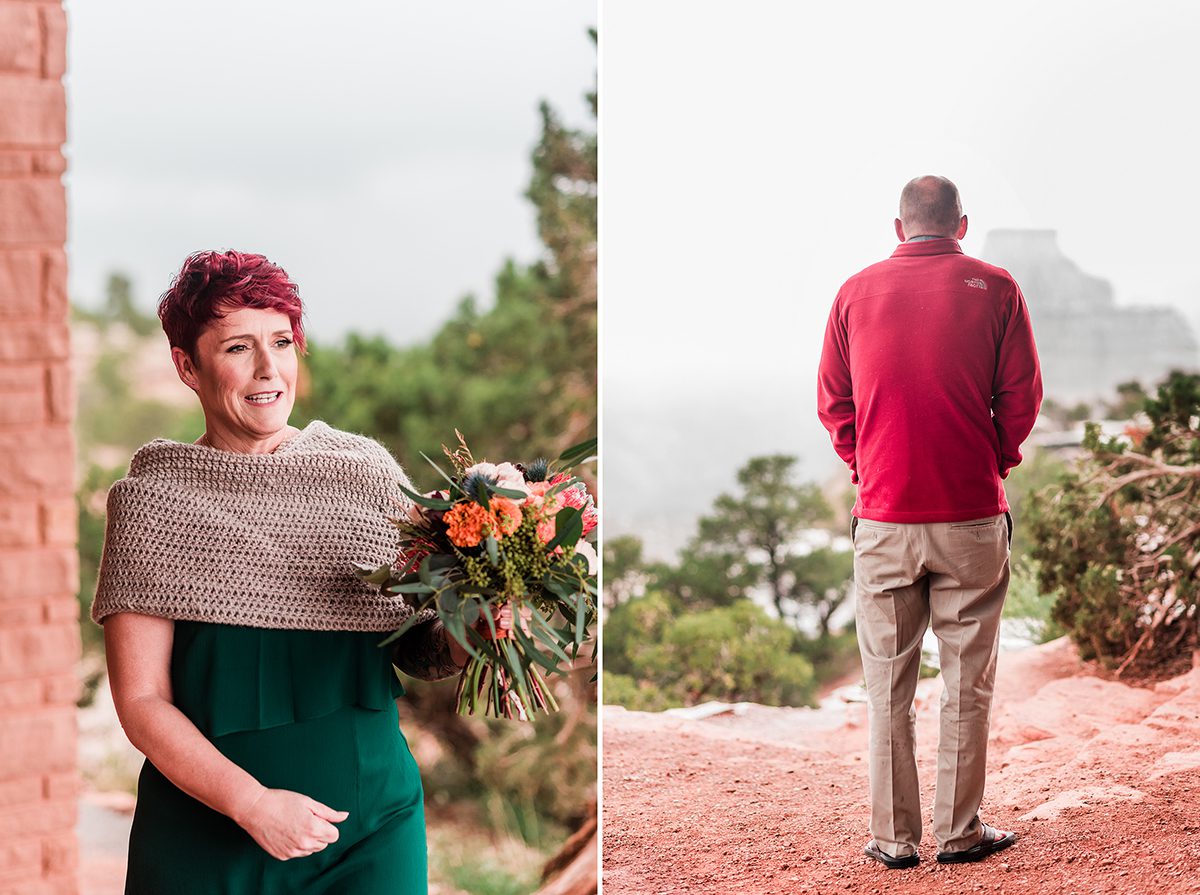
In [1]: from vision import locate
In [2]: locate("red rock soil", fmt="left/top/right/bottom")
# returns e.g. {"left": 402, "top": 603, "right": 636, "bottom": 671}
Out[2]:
{"left": 602, "top": 638, "right": 1200, "bottom": 895}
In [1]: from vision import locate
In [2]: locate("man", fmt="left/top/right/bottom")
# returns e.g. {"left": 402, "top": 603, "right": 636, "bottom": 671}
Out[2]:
{"left": 816, "top": 175, "right": 1042, "bottom": 869}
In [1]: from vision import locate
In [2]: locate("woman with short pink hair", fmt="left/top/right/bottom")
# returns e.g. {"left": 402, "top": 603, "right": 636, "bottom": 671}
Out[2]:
{"left": 92, "top": 250, "right": 463, "bottom": 894}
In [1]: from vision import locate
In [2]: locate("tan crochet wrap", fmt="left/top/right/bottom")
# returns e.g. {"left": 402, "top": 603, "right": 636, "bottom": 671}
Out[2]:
{"left": 90, "top": 420, "right": 432, "bottom": 632}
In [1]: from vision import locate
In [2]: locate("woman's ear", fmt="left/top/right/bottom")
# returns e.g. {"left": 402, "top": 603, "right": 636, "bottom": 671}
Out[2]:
{"left": 170, "top": 346, "right": 201, "bottom": 392}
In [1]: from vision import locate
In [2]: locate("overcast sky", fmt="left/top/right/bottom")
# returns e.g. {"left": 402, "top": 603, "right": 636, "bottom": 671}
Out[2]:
{"left": 602, "top": 1, "right": 1200, "bottom": 555}
{"left": 64, "top": 1, "right": 595, "bottom": 345}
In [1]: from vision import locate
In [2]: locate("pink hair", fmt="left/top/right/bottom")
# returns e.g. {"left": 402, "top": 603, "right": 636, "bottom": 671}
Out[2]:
{"left": 157, "top": 250, "right": 307, "bottom": 358}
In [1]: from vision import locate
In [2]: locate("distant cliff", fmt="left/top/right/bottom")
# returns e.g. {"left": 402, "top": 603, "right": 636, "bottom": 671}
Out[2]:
{"left": 981, "top": 229, "right": 1198, "bottom": 403}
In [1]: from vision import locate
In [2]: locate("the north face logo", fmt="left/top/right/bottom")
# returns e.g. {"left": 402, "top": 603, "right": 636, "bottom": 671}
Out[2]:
{"left": 964, "top": 277, "right": 987, "bottom": 290}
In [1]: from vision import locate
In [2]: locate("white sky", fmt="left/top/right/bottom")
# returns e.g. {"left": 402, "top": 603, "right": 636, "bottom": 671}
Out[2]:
{"left": 601, "top": 1, "right": 1200, "bottom": 554}
{"left": 64, "top": 1, "right": 596, "bottom": 345}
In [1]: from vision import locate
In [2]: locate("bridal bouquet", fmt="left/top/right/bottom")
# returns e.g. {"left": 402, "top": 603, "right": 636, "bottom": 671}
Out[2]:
{"left": 357, "top": 434, "right": 598, "bottom": 720}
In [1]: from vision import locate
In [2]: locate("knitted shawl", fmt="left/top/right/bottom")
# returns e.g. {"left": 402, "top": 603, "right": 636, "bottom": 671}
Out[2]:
{"left": 90, "top": 420, "right": 432, "bottom": 632}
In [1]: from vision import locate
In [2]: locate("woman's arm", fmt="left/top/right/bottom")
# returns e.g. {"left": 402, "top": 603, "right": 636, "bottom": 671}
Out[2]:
{"left": 390, "top": 618, "right": 464, "bottom": 681}
{"left": 105, "top": 612, "right": 348, "bottom": 860}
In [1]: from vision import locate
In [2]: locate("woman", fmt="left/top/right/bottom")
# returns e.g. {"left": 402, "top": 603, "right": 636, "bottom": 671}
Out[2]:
{"left": 91, "top": 250, "right": 473, "bottom": 894}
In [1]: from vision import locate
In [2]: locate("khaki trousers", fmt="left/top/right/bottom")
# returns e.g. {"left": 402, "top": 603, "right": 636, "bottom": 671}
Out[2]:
{"left": 852, "top": 513, "right": 1010, "bottom": 857}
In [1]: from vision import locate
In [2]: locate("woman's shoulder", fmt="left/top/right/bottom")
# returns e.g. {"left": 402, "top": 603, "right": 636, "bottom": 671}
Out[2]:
{"left": 300, "top": 421, "right": 405, "bottom": 471}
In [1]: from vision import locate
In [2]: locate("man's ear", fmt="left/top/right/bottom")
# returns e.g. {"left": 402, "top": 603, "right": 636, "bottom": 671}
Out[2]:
{"left": 894, "top": 218, "right": 906, "bottom": 242}
{"left": 170, "top": 346, "right": 200, "bottom": 392}
{"left": 956, "top": 215, "right": 968, "bottom": 240}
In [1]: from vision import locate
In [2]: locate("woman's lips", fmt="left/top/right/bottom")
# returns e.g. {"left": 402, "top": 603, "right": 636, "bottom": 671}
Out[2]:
{"left": 244, "top": 391, "right": 282, "bottom": 405}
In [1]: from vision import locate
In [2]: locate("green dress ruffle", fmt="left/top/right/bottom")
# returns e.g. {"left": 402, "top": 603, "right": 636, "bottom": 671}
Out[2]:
{"left": 124, "top": 621, "right": 427, "bottom": 894}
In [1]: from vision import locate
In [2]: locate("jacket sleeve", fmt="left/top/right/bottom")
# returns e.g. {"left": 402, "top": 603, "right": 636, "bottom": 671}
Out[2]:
{"left": 390, "top": 618, "right": 462, "bottom": 681}
{"left": 992, "top": 282, "right": 1043, "bottom": 478}
{"left": 816, "top": 295, "right": 858, "bottom": 483}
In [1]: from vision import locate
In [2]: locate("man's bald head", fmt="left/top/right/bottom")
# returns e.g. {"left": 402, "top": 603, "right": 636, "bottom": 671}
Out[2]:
{"left": 896, "top": 175, "right": 965, "bottom": 240}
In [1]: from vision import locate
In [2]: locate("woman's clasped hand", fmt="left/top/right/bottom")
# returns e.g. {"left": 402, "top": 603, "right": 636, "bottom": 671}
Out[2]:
{"left": 237, "top": 785, "right": 350, "bottom": 861}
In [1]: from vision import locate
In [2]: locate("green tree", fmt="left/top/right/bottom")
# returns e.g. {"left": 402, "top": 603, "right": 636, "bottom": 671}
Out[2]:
{"left": 693, "top": 455, "right": 846, "bottom": 625}
{"left": 785, "top": 546, "right": 854, "bottom": 640}
{"left": 602, "top": 533, "right": 644, "bottom": 607}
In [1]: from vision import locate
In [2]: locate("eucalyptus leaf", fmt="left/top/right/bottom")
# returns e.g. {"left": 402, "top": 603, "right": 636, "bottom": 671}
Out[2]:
{"left": 353, "top": 562, "right": 392, "bottom": 587}
{"left": 444, "top": 613, "right": 480, "bottom": 662}
{"left": 557, "top": 437, "right": 597, "bottom": 466}
{"left": 528, "top": 610, "right": 573, "bottom": 664}
{"left": 396, "top": 482, "right": 456, "bottom": 510}
{"left": 490, "top": 485, "right": 528, "bottom": 500}
{"left": 461, "top": 598, "right": 482, "bottom": 626}
{"left": 513, "top": 625, "right": 563, "bottom": 675}
{"left": 574, "top": 592, "right": 586, "bottom": 643}
{"left": 545, "top": 507, "right": 583, "bottom": 553}
{"left": 385, "top": 582, "right": 436, "bottom": 594}
{"left": 485, "top": 535, "right": 500, "bottom": 568}
{"left": 501, "top": 639, "right": 533, "bottom": 710}
{"left": 425, "top": 553, "right": 457, "bottom": 572}
{"left": 437, "top": 588, "right": 461, "bottom": 613}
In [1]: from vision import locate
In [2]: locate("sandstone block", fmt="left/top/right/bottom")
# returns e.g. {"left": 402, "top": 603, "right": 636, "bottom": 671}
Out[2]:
{"left": 0, "top": 546, "right": 77, "bottom": 601}
{"left": 0, "top": 710, "right": 75, "bottom": 779}
{"left": 0, "top": 498, "right": 38, "bottom": 548}
{"left": 0, "top": 428, "right": 74, "bottom": 498}
{"left": 0, "top": 180, "right": 67, "bottom": 246}
{"left": 0, "top": 624, "right": 80, "bottom": 681}
{"left": 38, "top": 497, "right": 75, "bottom": 546}
{"left": 0, "top": 77, "right": 66, "bottom": 145}
{"left": 0, "top": 251, "right": 42, "bottom": 316}
{"left": 0, "top": 678, "right": 40, "bottom": 710}
{"left": 0, "top": 6, "right": 39, "bottom": 74}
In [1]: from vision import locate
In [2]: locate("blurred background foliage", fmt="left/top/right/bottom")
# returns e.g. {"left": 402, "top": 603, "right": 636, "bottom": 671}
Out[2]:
{"left": 603, "top": 454, "right": 860, "bottom": 711}
{"left": 604, "top": 373, "right": 1198, "bottom": 714}
{"left": 74, "top": 48, "right": 595, "bottom": 895}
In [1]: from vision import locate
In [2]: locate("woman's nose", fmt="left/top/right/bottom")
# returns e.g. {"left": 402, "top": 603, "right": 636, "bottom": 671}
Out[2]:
{"left": 254, "top": 345, "right": 278, "bottom": 378}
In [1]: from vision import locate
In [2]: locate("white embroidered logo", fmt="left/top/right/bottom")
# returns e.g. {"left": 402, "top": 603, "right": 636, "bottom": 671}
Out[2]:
{"left": 964, "top": 277, "right": 987, "bottom": 290}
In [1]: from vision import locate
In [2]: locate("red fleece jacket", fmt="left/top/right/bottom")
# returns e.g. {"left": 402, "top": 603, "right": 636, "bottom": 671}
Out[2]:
{"left": 817, "top": 238, "right": 1042, "bottom": 523}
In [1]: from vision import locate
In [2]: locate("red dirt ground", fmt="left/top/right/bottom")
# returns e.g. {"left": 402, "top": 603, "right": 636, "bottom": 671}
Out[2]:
{"left": 602, "top": 638, "right": 1200, "bottom": 895}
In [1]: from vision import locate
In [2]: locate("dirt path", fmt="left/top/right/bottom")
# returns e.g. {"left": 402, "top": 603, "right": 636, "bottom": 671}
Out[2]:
{"left": 602, "top": 638, "right": 1200, "bottom": 895}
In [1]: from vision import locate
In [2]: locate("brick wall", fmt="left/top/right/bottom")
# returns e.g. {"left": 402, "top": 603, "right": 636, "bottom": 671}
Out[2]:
{"left": 0, "top": 1, "right": 79, "bottom": 893}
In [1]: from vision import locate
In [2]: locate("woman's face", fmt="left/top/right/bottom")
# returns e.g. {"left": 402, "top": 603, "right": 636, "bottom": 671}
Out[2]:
{"left": 172, "top": 306, "right": 298, "bottom": 448}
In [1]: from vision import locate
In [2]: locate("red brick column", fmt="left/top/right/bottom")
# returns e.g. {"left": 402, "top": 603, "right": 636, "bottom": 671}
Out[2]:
{"left": 0, "top": 1, "right": 79, "bottom": 893}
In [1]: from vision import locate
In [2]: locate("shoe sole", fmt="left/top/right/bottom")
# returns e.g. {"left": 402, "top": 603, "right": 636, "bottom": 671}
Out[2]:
{"left": 936, "top": 832, "right": 1017, "bottom": 864}
{"left": 864, "top": 846, "right": 919, "bottom": 869}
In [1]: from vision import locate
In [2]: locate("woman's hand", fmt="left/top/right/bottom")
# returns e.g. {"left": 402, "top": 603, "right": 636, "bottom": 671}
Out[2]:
{"left": 236, "top": 786, "right": 350, "bottom": 861}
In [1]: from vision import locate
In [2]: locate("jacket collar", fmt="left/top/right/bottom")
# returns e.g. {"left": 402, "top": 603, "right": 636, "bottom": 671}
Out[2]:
{"left": 890, "top": 237, "right": 964, "bottom": 258}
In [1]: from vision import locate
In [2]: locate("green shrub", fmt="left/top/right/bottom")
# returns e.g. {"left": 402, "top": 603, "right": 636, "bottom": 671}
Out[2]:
{"left": 603, "top": 596, "right": 816, "bottom": 709}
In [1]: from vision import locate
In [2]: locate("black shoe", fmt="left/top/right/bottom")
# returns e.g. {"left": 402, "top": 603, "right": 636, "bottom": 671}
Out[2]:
{"left": 863, "top": 840, "right": 919, "bottom": 869}
{"left": 936, "top": 823, "right": 1018, "bottom": 864}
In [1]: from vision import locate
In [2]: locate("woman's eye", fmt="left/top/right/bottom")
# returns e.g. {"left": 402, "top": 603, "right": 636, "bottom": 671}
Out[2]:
{"left": 227, "top": 344, "right": 246, "bottom": 353}
{"left": 275, "top": 338, "right": 293, "bottom": 348}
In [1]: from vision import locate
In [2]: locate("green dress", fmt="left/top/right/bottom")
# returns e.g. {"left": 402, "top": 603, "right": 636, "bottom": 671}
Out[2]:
{"left": 124, "top": 621, "right": 428, "bottom": 894}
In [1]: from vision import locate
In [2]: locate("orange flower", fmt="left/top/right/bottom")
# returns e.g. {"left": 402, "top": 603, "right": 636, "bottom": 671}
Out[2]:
{"left": 445, "top": 499, "right": 523, "bottom": 547}
{"left": 491, "top": 498, "right": 522, "bottom": 537}
{"left": 444, "top": 502, "right": 492, "bottom": 547}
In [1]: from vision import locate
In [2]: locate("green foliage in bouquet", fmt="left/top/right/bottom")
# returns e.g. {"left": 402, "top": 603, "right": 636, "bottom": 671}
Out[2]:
{"left": 358, "top": 435, "right": 598, "bottom": 720}
{"left": 1027, "top": 371, "right": 1200, "bottom": 676}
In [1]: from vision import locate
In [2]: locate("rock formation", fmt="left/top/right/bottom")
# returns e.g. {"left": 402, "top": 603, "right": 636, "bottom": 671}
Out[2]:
{"left": 981, "top": 229, "right": 1198, "bottom": 403}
